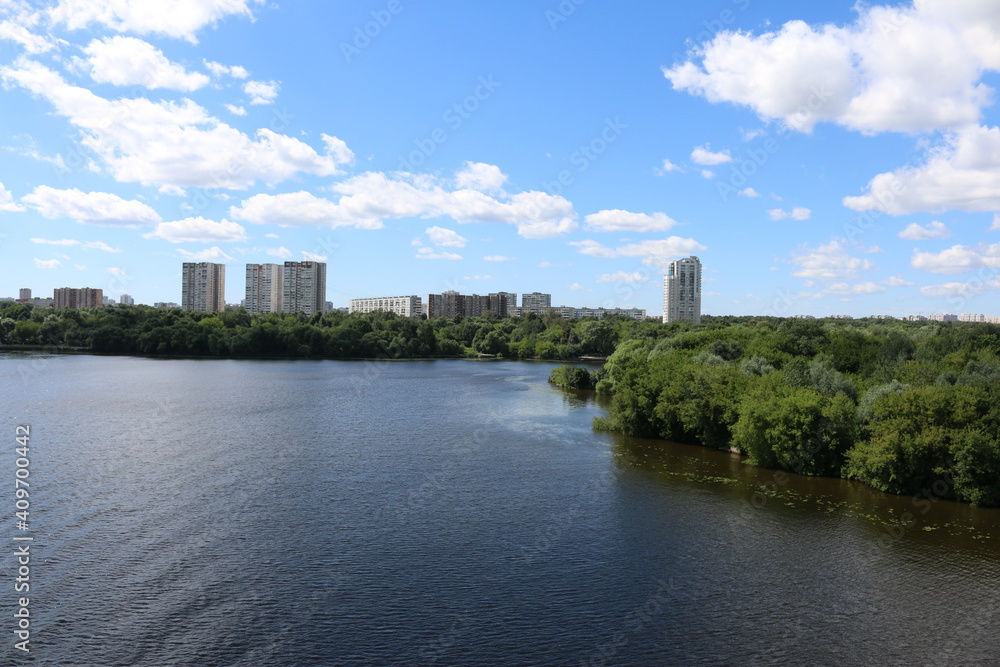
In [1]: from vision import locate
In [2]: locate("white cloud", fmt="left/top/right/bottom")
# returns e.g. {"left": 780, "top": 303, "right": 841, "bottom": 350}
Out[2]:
{"left": 595, "top": 271, "right": 651, "bottom": 284}
{"left": 455, "top": 162, "right": 507, "bottom": 193}
{"left": 484, "top": 255, "right": 515, "bottom": 262}
{"left": 538, "top": 260, "right": 570, "bottom": 268}
{"left": 845, "top": 126, "right": 1000, "bottom": 215}
{"left": 177, "top": 246, "right": 233, "bottom": 262}
{"left": 83, "top": 241, "right": 120, "bottom": 252}
{"left": 416, "top": 247, "right": 461, "bottom": 261}
{"left": 143, "top": 217, "right": 247, "bottom": 243}
{"left": 48, "top": 0, "right": 263, "bottom": 43}
{"left": 84, "top": 36, "right": 209, "bottom": 91}
{"left": 425, "top": 226, "right": 467, "bottom": 248}
{"left": 700, "top": 169, "right": 715, "bottom": 180}
{"left": 0, "top": 14, "right": 53, "bottom": 55}
{"left": 463, "top": 275, "right": 493, "bottom": 281}
{"left": 920, "top": 280, "right": 1000, "bottom": 298}
{"left": 205, "top": 60, "right": 248, "bottom": 79}
{"left": 264, "top": 233, "right": 279, "bottom": 239}
{"left": 302, "top": 251, "right": 326, "bottom": 262}
{"left": 34, "top": 258, "right": 62, "bottom": 269}
{"left": 569, "top": 282, "right": 584, "bottom": 291}
{"left": 883, "top": 274, "right": 915, "bottom": 287}
{"left": 266, "top": 246, "right": 292, "bottom": 259}
{"left": 769, "top": 207, "right": 812, "bottom": 220}
{"left": 656, "top": 158, "right": 683, "bottom": 174}
{"left": 791, "top": 239, "right": 875, "bottom": 280}
{"left": 0, "top": 61, "right": 351, "bottom": 190}
{"left": 107, "top": 267, "right": 124, "bottom": 275}
{"left": 898, "top": 220, "right": 951, "bottom": 240}
{"left": 22, "top": 186, "right": 161, "bottom": 226}
{"left": 31, "top": 238, "right": 79, "bottom": 246}
{"left": 225, "top": 104, "right": 247, "bottom": 116}
{"left": 665, "top": 3, "right": 997, "bottom": 135}
{"left": 691, "top": 145, "right": 732, "bottom": 165}
{"left": 0, "top": 182, "right": 24, "bottom": 211}
{"left": 571, "top": 237, "right": 707, "bottom": 269}
{"left": 911, "top": 243, "right": 1000, "bottom": 274}
{"left": 739, "top": 187, "right": 760, "bottom": 198}
{"left": 243, "top": 79, "right": 279, "bottom": 105}
{"left": 585, "top": 210, "right": 677, "bottom": 233}
{"left": 230, "top": 170, "right": 578, "bottom": 238}
{"left": 825, "top": 281, "right": 885, "bottom": 295}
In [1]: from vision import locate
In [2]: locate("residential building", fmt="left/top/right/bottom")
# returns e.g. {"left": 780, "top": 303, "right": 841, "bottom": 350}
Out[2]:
{"left": 25, "top": 298, "right": 53, "bottom": 309}
{"left": 155, "top": 302, "right": 180, "bottom": 308}
{"left": 245, "top": 264, "right": 284, "bottom": 314}
{"left": 350, "top": 295, "right": 423, "bottom": 317}
{"left": 929, "top": 313, "right": 958, "bottom": 322}
{"left": 663, "top": 256, "right": 702, "bottom": 324}
{"left": 566, "top": 307, "right": 646, "bottom": 321}
{"left": 119, "top": 294, "right": 135, "bottom": 306}
{"left": 19, "top": 288, "right": 30, "bottom": 300}
{"left": 102, "top": 296, "right": 116, "bottom": 306}
{"left": 182, "top": 262, "right": 226, "bottom": 312}
{"left": 959, "top": 313, "right": 987, "bottom": 322}
{"left": 54, "top": 287, "right": 104, "bottom": 309}
{"left": 425, "top": 291, "right": 511, "bottom": 318}
{"left": 521, "top": 292, "right": 552, "bottom": 315}
{"left": 282, "top": 261, "right": 327, "bottom": 315}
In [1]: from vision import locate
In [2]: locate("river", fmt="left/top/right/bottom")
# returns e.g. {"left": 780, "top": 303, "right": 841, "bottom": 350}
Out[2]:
{"left": 1, "top": 354, "right": 998, "bottom": 665}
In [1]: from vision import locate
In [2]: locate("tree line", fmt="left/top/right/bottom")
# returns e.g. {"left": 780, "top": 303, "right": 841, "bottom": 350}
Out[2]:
{"left": 552, "top": 317, "right": 1000, "bottom": 507}
{"left": 0, "top": 302, "right": 636, "bottom": 360}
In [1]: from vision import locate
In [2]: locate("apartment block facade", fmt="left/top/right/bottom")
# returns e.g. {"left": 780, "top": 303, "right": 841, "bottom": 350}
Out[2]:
{"left": 182, "top": 262, "right": 226, "bottom": 312}
{"left": 245, "top": 264, "right": 284, "bottom": 314}
{"left": 349, "top": 295, "right": 422, "bottom": 317}
{"left": 282, "top": 261, "right": 327, "bottom": 316}
{"left": 425, "top": 291, "right": 512, "bottom": 319}
{"left": 663, "top": 256, "right": 702, "bottom": 324}
{"left": 53, "top": 287, "right": 104, "bottom": 309}
{"left": 521, "top": 292, "right": 552, "bottom": 315}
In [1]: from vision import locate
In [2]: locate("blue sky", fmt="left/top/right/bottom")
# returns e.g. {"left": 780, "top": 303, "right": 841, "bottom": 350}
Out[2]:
{"left": 2, "top": 0, "right": 1000, "bottom": 317}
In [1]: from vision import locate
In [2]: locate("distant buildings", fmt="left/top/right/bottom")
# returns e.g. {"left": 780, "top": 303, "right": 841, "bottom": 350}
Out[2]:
{"left": 119, "top": 294, "right": 135, "bottom": 306}
{"left": 182, "top": 262, "right": 226, "bottom": 312}
{"left": 245, "top": 263, "right": 284, "bottom": 314}
{"left": 19, "top": 288, "right": 30, "bottom": 300}
{"left": 663, "top": 256, "right": 702, "bottom": 324}
{"left": 282, "top": 261, "right": 326, "bottom": 316}
{"left": 350, "top": 296, "right": 422, "bottom": 317}
{"left": 521, "top": 292, "right": 551, "bottom": 315}
{"left": 929, "top": 313, "right": 959, "bottom": 322}
{"left": 425, "top": 291, "right": 512, "bottom": 318}
{"left": 54, "top": 287, "right": 103, "bottom": 309}
{"left": 155, "top": 302, "right": 180, "bottom": 309}
{"left": 550, "top": 306, "right": 646, "bottom": 321}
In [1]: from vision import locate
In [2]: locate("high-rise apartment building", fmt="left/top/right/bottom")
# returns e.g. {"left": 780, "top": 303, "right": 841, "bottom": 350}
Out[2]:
{"left": 521, "top": 292, "right": 552, "bottom": 315}
{"left": 245, "top": 264, "right": 284, "bottom": 314}
{"left": 182, "top": 262, "right": 226, "bottom": 312}
{"left": 53, "top": 287, "right": 104, "bottom": 309}
{"left": 19, "top": 288, "right": 30, "bottom": 300}
{"left": 663, "top": 256, "right": 702, "bottom": 323}
{"left": 282, "top": 261, "right": 327, "bottom": 315}
{"left": 119, "top": 294, "right": 135, "bottom": 306}
{"left": 425, "top": 291, "right": 512, "bottom": 318}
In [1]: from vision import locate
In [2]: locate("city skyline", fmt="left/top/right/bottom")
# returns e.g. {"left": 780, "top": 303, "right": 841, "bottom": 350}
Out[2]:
{"left": 2, "top": 2, "right": 1000, "bottom": 318}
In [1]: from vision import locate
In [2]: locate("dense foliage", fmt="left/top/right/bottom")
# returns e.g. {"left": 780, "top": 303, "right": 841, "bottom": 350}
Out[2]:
{"left": 591, "top": 317, "right": 1000, "bottom": 506}
{"left": 0, "top": 302, "right": 638, "bottom": 360}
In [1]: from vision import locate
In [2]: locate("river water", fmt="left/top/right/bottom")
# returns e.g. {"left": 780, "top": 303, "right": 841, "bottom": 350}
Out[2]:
{"left": 1, "top": 354, "right": 998, "bottom": 665}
